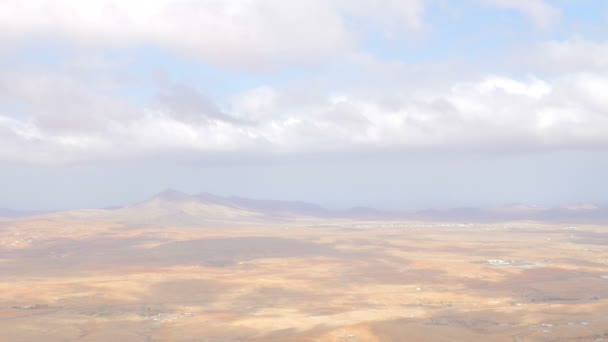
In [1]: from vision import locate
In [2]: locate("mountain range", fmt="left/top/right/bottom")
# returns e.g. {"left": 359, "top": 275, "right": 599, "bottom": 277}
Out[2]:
{"left": 1, "top": 189, "right": 608, "bottom": 224}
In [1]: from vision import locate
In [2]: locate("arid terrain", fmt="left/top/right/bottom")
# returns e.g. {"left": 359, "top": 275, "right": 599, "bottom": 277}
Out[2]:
{"left": 0, "top": 193, "right": 607, "bottom": 341}
{"left": 4, "top": 0, "right": 608, "bottom": 340}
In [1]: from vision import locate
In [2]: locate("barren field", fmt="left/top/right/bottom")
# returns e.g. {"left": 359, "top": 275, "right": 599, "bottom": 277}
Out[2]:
{"left": 0, "top": 217, "right": 607, "bottom": 341}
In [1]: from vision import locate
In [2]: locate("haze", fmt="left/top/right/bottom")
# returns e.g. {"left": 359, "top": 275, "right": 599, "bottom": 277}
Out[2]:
{"left": 1, "top": 1, "right": 608, "bottom": 342}
{"left": 1, "top": 1, "right": 608, "bottom": 210}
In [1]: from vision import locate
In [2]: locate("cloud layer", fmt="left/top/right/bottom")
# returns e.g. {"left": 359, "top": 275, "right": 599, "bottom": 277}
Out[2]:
{"left": 2, "top": 68, "right": 608, "bottom": 164}
{"left": 0, "top": 0, "right": 429, "bottom": 69}
{"left": 0, "top": 1, "right": 606, "bottom": 165}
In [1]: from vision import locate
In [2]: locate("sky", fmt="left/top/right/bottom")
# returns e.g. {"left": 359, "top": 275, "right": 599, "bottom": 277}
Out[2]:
{"left": 1, "top": 0, "right": 608, "bottom": 210}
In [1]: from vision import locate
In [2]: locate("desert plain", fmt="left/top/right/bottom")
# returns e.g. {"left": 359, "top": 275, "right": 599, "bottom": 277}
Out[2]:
{"left": 0, "top": 196, "right": 607, "bottom": 341}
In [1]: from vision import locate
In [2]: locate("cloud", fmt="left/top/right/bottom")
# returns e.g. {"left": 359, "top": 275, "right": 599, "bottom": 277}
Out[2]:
{"left": 336, "top": 0, "right": 426, "bottom": 36}
{"left": 2, "top": 66, "right": 608, "bottom": 164}
{"left": 156, "top": 84, "right": 237, "bottom": 124}
{"left": 484, "top": 0, "right": 560, "bottom": 29}
{"left": 0, "top": 0, "right": 427, "bottom": 70}
{"left": 0, "top": 0, "right": 351, "bottom": 69}
{"left": 535, "top": 38, "right": 608, "bottom": 71}
{"left": 0, "top": 68, "right": 137, "bottom": 134}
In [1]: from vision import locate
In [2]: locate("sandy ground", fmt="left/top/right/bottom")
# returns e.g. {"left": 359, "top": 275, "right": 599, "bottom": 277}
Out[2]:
{"left": 0, "top": 217, "right": 606, "bottom": 341}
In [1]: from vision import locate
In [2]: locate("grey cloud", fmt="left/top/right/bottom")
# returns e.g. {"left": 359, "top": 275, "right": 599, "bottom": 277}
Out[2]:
{"left": 533, "top": 39, "right": 608, "bottom": 73}
{"left": 156, "top": 84, "right": 239, "bottom": 124}
{"left": 0, "top": 70, "right": 137, "bottom": 134}
{"left": 322, "top": 101, "right": 371, "bottom": 129}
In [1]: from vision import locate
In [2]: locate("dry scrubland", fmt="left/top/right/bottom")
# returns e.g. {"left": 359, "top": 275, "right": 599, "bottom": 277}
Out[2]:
{"left": 0, "top": 217, "right": 607, "bottom": 341}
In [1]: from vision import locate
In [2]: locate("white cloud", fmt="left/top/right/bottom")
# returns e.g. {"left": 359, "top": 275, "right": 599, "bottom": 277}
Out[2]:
{"left": 484, "top": 0, "right": 560, "bottom": 29}
{"left": 336, "top": 0, "right": 426, "bottom": 36}
{"left": 0, "top": 0, "right": 427, "bottom": 69}
{"left": 2, "top": 68, "right": 608, "bottom": 164}
{"left": 476, "top": 76, "right": 551, "bottom": 99}
{"left": 0, "top": 0, "right": 351, "bottom": 69}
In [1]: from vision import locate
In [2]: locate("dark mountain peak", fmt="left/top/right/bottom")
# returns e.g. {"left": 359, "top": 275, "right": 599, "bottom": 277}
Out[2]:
{"left": 154, "top": 189, "right": 192, "bottom": 202}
